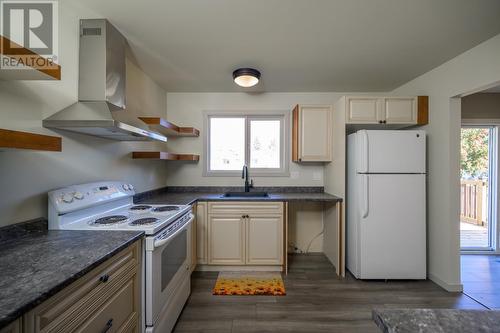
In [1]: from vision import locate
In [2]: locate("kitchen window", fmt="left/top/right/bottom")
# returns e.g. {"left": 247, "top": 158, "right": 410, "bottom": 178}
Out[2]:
{"left": 204, "top": 111, "right": 289, "bottom": 176}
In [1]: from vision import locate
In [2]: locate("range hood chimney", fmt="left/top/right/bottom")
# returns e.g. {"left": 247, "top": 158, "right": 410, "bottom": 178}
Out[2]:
{"left": 43, "top": 19, "right": 166, "bottom": 142}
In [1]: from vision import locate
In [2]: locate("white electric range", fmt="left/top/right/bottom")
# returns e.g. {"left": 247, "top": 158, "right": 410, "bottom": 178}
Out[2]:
{"left": 48, "top": 181, "right": 193, "bottom": 333}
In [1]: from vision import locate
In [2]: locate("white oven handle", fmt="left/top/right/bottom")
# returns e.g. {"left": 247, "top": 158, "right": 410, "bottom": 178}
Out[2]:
{"left": 153, "top": 214, "right": 194, "bottom": 249}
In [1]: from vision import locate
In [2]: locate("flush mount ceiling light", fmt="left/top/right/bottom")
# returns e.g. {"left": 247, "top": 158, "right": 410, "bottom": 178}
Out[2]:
{"left": 233, "top": 68, "right": 261, "bottom": 88}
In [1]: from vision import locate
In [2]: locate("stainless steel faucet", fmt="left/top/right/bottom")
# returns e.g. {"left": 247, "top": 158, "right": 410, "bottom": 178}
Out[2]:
{"left": 242, "top": 165, "right": 253, "bottom": 192}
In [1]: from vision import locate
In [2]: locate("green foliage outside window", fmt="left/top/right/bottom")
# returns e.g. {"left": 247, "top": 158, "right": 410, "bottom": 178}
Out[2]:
{"left": 460, "top": 128, "right": 489, "bottom": 179}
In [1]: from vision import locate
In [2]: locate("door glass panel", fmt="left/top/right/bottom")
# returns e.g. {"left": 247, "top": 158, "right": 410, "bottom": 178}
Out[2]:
{"left": 460, "top": 127, "right": 495, "bottom": 250}
{"left": 161, "top": 230, "right": 187, "bottom": 291}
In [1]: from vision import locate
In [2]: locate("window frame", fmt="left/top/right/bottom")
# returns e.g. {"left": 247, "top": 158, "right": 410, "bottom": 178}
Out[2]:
{"left": 460, "top": 120, "right": 500, "bottom": 253}
{"left": 203, "top": 110, "right": 290, "bottom": 177}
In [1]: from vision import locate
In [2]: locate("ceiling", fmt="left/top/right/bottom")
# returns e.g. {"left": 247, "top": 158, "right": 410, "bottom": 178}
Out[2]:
{"left": 72, "top": 0, "right": 500, "bottom": 92}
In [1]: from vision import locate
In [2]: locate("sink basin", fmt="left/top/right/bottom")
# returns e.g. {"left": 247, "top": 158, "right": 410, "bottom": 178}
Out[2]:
{"left": 222, "top": 192, "right": 269, "bottom": 198}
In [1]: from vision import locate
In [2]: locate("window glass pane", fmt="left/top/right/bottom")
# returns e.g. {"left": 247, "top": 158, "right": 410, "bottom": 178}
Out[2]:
{"left": 210, "top": 117, "right": 245, "bottom": 170}
{"left": 250, "top": 119, "right": 281, "bottom": 168}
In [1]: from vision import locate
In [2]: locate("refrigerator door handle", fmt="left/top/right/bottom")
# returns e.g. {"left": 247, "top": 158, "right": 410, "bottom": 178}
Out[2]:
{"left": 358, "top": 130, "right": 369, "bottom": 173}
{"left": 361, "top": 175, "right": 369, "bottom": 218}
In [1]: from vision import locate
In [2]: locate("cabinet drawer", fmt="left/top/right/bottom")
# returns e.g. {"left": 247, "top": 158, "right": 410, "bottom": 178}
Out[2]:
{"left": 24, "top": 242, "right": 141, "bottom": 333}
{"left": 208, "top": 201, "right": 283, "bottom": 216}
{"left": 76, "top": 278, "right": 138, "bottom": 333}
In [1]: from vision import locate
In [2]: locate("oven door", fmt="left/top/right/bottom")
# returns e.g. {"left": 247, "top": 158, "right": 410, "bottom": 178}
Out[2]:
{"left": 145, "top": 214, "right": 193, "bottom": 326}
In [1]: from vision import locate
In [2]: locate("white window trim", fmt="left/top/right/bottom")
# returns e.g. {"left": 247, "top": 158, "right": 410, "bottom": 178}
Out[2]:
{"left": 203, "top": 110, "right": 290, "bottom": 177}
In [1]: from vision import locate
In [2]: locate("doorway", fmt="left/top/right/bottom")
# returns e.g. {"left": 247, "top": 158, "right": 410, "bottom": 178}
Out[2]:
{"left": 460, "top": 126, "right": 497, "bottom": 251}
{"left": 460, "top": 89, "right": 500, "bottom": 310}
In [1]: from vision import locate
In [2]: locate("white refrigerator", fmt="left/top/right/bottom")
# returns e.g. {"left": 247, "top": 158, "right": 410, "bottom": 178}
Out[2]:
{"left": 347, "top": 130, "right": 426, "bottom": 279}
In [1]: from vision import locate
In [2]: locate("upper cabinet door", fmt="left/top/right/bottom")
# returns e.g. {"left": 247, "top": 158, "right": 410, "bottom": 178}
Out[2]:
{"left": 383, "top": 97, "right": 417, "bottom": 124}
{"left": 345, "top": 96, "right": 428, "bottom": 126}
{"left": 346, "top": 97, "right": 380, "bottom": 124}
{"left": 293, "top": 105, "right": 332, "bottom": 162}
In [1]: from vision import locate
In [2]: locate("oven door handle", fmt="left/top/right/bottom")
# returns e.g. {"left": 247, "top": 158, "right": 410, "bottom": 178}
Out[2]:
{"left": 153, "top": 214, "right": 194, "bottom": 249}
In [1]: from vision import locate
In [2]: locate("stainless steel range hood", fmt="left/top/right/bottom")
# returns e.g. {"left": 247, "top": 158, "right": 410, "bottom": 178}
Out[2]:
{"left": 43, "top": 19, "right": 166, "bottom": 142}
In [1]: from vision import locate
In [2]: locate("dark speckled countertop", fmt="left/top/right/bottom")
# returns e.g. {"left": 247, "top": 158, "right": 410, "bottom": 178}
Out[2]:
{"left": 135, "top": 186, "right": 343, "bottom": 206}
{"left": 372, "top": 309, "right": 500, "bottom": 333}
{"left": 0, "top": 219, "right": 143, "bottom": 329}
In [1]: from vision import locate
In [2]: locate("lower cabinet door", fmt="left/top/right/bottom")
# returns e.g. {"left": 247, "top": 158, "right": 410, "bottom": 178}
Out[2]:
{"left": 246, "top": 216, "right": 283, "bottom": 265}
{"left": 208, "top": 215, "right": 245, "bottom": 265}
{"left": 77, "top": 277, "right": 139, "bottom": 333}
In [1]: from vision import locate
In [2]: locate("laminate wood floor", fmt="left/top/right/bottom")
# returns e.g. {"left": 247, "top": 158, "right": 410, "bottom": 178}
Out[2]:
{"left": 174, "top": 254, "right": 487, "bottom": 333}
{"left": 461, "top": 254, "right": 500, "bottom": 309}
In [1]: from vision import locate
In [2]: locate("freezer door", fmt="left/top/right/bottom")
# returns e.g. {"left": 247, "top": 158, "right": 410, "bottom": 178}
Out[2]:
{"left": 356, "top": 130, "right": 426, "bottom": 173}
{"left": 358, "top": 174, "right": 426, "bottom": 279}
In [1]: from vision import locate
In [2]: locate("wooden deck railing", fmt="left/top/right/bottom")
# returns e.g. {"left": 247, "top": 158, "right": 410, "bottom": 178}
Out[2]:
{"left": 460, "top": 179, "right": 487, "bottom": 226}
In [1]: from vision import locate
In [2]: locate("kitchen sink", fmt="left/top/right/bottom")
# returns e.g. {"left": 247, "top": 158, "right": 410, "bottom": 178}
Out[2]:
{"left": 221, "top": 192, "right": 269, "bottom": 198}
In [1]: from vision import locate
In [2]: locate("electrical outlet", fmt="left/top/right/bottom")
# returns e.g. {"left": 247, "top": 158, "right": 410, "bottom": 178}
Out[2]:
{"left": 291, "top": 171, "right": 299, "bottom": 179}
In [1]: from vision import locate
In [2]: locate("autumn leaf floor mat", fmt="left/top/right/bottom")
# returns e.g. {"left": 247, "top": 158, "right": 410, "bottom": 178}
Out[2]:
{"left": 212, "top": 271, "right": 286, "bottom": 296}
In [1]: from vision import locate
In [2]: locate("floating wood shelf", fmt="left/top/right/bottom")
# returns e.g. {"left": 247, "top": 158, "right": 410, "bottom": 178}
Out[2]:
{"left": 0, "top": 36, "right": 61, "bottom": 80}
{"left": 0, "top": 128, "right": 62, "bottom": 151}
{"left": 138, "top": 117, "right": 199, "bottom": 137}
{"left": 132, "top": 151, "right": 199, "bottom": 161}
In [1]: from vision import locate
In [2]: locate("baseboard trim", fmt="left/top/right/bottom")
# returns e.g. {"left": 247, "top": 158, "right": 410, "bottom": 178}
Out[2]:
{"left": 196, "top": 265, "right": 283, "bottom": 272}
{"left": 428, "top": 273, "right": 463, "bottom": 292}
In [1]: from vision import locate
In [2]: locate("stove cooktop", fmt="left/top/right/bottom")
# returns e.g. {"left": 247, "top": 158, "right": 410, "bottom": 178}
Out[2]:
{"left": 66, "top": 204, "right": 191, "bottom": 235}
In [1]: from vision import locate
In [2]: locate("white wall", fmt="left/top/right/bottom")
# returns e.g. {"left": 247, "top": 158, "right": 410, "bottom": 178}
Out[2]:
{"left": 462, "top": 93, "right": 500, "bottom": 119}
{"left": 164, "top": 92, "right": 348, "bottom": 186}
{"left": 392, "top": 33, "right": 500, "bottom": 291}
{"left": 0, "top": 1, "right": 168, "bottom": 226}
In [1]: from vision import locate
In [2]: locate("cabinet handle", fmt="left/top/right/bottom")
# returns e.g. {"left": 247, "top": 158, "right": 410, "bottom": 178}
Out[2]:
{"left": 101, "top": 319, "right": 113, "bottom": 333}
{"left": 241, "top": 215, "right": 246, "bottom": 219}
{"left": 99, "top": 274, "right": 110, "bottom": 283}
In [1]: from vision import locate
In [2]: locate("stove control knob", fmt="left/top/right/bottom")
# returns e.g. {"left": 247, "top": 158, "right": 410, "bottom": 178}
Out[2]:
{"left": 128, "top": 184, "right": 134, "bottom": 191}
{"left": 74, "top": 192, "right": 84, "bottom": 200}
{"left": 122, "top": 184, "right": 129, "bottom": 191}
{"left": 62, "top": 193, "right": 74, "bottom": 203}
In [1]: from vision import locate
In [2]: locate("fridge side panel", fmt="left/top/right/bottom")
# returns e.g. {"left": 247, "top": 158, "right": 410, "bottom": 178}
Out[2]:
{"left": 363, "top": 130, "right": 426, "bottom": 173}
{"left": 359, "top": 174, "right": 426, "bottom": 279}
{"left": 346, "top": 133, "right": 360, "bottom": 277}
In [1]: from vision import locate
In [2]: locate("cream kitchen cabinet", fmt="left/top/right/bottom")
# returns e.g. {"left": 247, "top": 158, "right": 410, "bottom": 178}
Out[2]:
{"left": 246, "top": 216, "right": 283, "bottom": 265}
{"left": 0, "top": 319, "right": 21, "bottom": 333}
{"left": 292, "top": 105, "right": 333, "bottom": 162}
{"left": 196, "top": 202, "right": 208, "bottom": 264}
{"left": 205, "top": 202, "right": 284, "bottom": 267}
{"left": 208, "top": 215, "right": 246, "bottom": 265}
{"left": 346, "top": 97, "right": 380, "bottom": 123}
{"left": 23, "top": 241, "right": 141, "bottom": 333}
{"left": 345, "top": 96, "right": 428, "bottom": 125}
